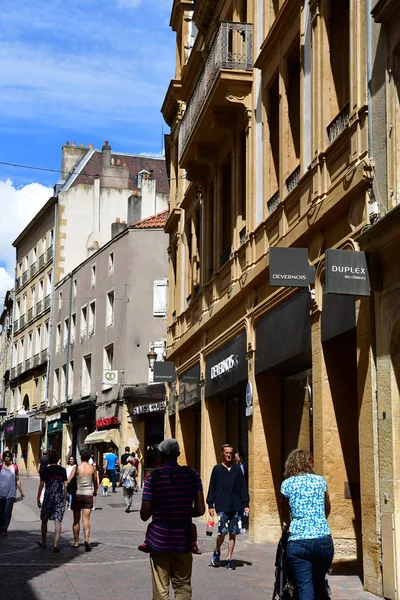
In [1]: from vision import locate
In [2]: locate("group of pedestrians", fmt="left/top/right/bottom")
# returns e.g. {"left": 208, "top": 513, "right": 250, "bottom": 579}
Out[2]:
{"left": 0, "top": 439, "right": 333, "bottom": 600}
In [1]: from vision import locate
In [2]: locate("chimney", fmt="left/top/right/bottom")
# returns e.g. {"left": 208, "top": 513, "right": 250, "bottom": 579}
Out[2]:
{"left": 61, "top": 141, "right": 90, "bottom": 180}
{"left": 102, "top": 141, "right": 111, "bottom": 169}
{"left": 111, "top": 218, "right": 128, "bottom": 239}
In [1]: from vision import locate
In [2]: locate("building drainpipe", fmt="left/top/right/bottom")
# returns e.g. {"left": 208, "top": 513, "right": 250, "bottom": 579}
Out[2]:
{"left": 45, "top": 201, "right": 58, "bottom": 406}
{"left": 64, "top": 273, "right": 73, "bottom": 403}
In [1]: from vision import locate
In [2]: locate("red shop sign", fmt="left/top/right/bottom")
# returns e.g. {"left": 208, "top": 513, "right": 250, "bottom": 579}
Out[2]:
{"left": 96, "top": 416, "right": 119, "bottom": 429}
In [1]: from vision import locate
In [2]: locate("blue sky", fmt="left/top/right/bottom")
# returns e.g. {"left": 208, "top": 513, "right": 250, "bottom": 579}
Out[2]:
{"left": 0, "top": 0, "right": 176, "bottom": 298}
{"left": 0, "top": 0, "right": 175, "bottom": 188}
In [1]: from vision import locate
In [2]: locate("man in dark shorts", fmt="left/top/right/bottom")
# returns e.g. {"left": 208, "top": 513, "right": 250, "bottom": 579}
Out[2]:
{"left": 207, "top": 443, "right": 249, "bottom": 570}
{"left": 140, "top": 438, "right": 205, "bottom": 598}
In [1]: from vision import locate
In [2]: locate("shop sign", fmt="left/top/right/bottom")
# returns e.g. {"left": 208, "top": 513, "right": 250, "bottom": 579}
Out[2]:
{"left": 269, "top": 247, "right": 314, "bottom": 288}
{"left": 179, "top": 363, "right": 201, "bottom": 411}
{"left": 132, "top": 401, "right": 166, "bottom": 415}
{"left": 47, "top": 419, "right": 63, "bottom": 434}
{"left": 96, "top": 416, "right": 119, "bottom": 429}
{"left": 245, "top": 381, "right": 253, "bottom": 417}
{"left": 325, "top": 249, "right": 370, "bottom": 296}
{"left": 206, "top": 332, "right": 247, "bottom": 398}
{"left": 28, "top": 417, "right": 43, "bottom": 434}
{"left": 153, "top": 361, "right": 176, "bottom": 382}
{"left": 102, "top": 370, "right": 118, "bottom": 385}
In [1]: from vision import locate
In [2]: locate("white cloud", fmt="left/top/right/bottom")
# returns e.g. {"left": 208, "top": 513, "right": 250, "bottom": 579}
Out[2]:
{"left": 0, "top": 179, "right": 52, "bottom": 301}
{"left": 116, "top": 0, "right": 142, "bottom": 7}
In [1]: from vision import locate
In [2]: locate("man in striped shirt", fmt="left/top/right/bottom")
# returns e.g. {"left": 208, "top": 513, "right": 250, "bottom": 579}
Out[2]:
{"left": 140, "top": 438, "right": 205, "bottom": 599}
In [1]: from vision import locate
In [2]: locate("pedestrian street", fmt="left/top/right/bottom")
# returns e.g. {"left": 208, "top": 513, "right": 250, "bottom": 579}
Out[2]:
{"left": 0, "top": 477, "right": 367, "bottom": 600}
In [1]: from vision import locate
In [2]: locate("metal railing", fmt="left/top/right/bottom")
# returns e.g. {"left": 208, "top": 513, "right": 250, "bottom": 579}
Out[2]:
{"left": 22, "top": 270, "right": 28, "bottom": 284}
{"left": 19, "top": 314, "right": 26, "bottom": 328}
{"left": 28, "top": 307, "right": 34, "bottom": 322}
{"left": 14, "top": 319, "right": 19, "bottom": 332}
{"left": 36, "top": 300, "right": 43, "bottom": 316}
{"left": 40, "top": 349, "right": 47, "bottom": 364}
{"left": 327, "top": 102, "right": 350, "bottom": 145}
{"left": 46, "top": 245, "right": 53, "bottom": 262}
{"left": 25, "top": 358, "right": 32, "bottom": 371}
{"left": 15, "top": 277, "right": 21, "bottom": 291}
{"left": 239, "top": 226, "right": 247, "bottom": 245}
{"left": 33, "top": 353, "right": 40, "bottom": 367}
{"left": 44, "top": 294, "right": 51, "bottom": 310}
{"left": 30, "top": 262, "right": 37, "bottom": 277}
{"left": 286, "top": 165, "right": 301, "bottom": 194}
{"left": 179, "top": 21, "right": 253, "bottom": 158}
{"left": 267, "top": 190, "right": 280, "bottom": 214}
{"left": 39, "top": 253, "right": 45, "bottom": 268}
{"left": 17, "top": 363, "right": 23, "bottom": 376}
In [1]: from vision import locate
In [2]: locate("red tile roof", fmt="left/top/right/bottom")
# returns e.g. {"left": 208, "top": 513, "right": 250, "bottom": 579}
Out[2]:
{"left": 71, "top": 151, "right": 169, "bottom": 195}
{"left": 131, "top": 209, "right": 169, "bottom": 229}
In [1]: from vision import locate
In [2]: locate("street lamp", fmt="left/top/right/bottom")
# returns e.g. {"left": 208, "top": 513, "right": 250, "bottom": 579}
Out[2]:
{"left": 147, "top": 346, "right": 157, "bottom": 371}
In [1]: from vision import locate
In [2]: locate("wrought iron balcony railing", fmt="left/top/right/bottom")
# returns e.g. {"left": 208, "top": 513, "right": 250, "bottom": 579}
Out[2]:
{"left": 30, "top": 262, "right": 37, "bottom": 277}
{"left": 19, "top": 314, "right": 26, "bottom": 328}
{"left": 40, "top": 349, "right": 47, "bottom": 364}
{"left": 22, "top": 270, "right": 28, "bottom": 284}
{"left": 179, "top": 21, "right": 253, "bottom": 159}
{"left": 46, "top": 245, "right": 53, "bottom": 262}
{"left": 39, "top": 253, "right": 45, "bottom": 268}
{"left": 239, "top": 226, "right": 247, "bottom": 245}
{"left": 36, "top": 300, "right": 43, "bottom": 316}
{"left": 44, "top": 294, "right": 51, "bottom": 310}
{"left": 267, "top": 190, "right": 280, "bottom": 214}
{"left": 28, "top": 307, "right": 34, "bottom": 322}
{"left": 286, "top": 165, "right": 301, "bottom": 194}
{"left": 33, "top": 353, "right": 40, "bottom": 367}
{"left": 327, "top": 102, "right": 350, "bottom": 145}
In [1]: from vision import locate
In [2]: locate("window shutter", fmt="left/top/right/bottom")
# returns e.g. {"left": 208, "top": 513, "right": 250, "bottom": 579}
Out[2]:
{"left": 153, "top": 280, "right": 167, "bottom": 316}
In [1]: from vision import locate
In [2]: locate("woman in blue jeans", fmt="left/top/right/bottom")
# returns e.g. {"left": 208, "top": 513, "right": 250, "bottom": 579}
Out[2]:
{"left": 281, "top": 449, "right": 334, "bottom": 600}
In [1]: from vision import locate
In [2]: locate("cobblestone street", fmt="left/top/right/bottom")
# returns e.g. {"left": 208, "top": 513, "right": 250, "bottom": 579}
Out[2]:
{"left": 0, "top": 478, "right": 372, "bottom": 600}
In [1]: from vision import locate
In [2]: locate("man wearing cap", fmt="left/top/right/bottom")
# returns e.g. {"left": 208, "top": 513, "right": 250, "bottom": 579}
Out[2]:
{"left": 140, "top": 438, "right": 205, "bottom": 599}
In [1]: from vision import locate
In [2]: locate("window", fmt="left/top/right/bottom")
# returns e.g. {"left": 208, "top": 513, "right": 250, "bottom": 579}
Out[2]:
{"left": 48, "top": 229, "right": 54, "bottom": 248}
{"left": 45, "top": 321, "right": 49, "bottom": 349}
{"left": 36, "top": 326, "right": 41, "bottom": 355}
{"left": 88, "top": 302, "right": 96, "bottom": 336}
{"left": 34, "top": 378, "right": 39, "bottom": 407}
{"left": 16, "top": 300, "right": 20, "bottom": 320}
{"left": 73, "top": 279, "right": 77, "bottom": 297}
{"left": 42, "top": 374, "right": 46, "bottom": 404}
{"left": 30, "top": 286, "right": 36, "bottom": 312}
{"left": 33, "top": 246, "right": 37, "bottom": 264}
{"left": 153, "top": 280, "right": 168, "bottom": 316}
{"left": 47, "top": 271, "right": 52, "bottom": 295}
{"left": 71, "top": 313, "right": 76, "bottom": 345}
{"left": 63, "top": 318, "right": 69, "bottom": 348}
{"left": 68, "top": 361, "right": 74, "bottom": 400}
{"left": 80, "top": 305, "right": 87, "bottom": 340}
{"left": 11, "top": 389, "right": 15, "bottom": 414}
{"left": 16, "top": 386, "right": 21, "bottom": 411}
{"left": 18, "top": 261, "right": 22, "bottom": 276}
{"left": 24, "top": 255, "right": 29, "bottom": 272}
{"left": 91, "top": 264, "right": 96, "bottom": 287}
{"left": 106, "top": 291, "right": 115, "bottom": 327}
{"left": 23, "top": 293, "right": 27, "bottom": 315}
{"left": 267, "top": 75, "right": 280, "bottom": 209}
{"left": 58, "top": 291, "right": 63, "bottom": 311}
{"left": 41, "top": 236, "right": 46, "bottom": 254}
{"left": 39, "top": 279, "right": 44, "bottom": 301}
{"left": 19, "top": 338, "right": 25, "bottom": 364}
{"left": 53, "top": 368, "right": 60, "bottom": 405}
{"left": 81, "top": 354, "right": 92, "bottom": 397}
{"left": 60, "top": 365, "right": 66, "bottom": 403}
{"left": 137, "top": 169, "right": 150, "bottom": 188}
{"left": 13, "top": 343, "right": 17, "bottom": 368}
{"left": 108, "top": 252, "right": 114, "bottom": 275}
{"left": 27, "top": 333, "right": 33, "bottom": 359}
{"left": 103, "top": 344, "right": 114, "bottom": 390}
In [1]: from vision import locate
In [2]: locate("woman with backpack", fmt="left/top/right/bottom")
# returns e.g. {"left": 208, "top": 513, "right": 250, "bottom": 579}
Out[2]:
{"left": 0, "top": 450, "right": 25, "bottom": 536}
{"left": 120, "top": 455, "right": 137, "bottom": 513}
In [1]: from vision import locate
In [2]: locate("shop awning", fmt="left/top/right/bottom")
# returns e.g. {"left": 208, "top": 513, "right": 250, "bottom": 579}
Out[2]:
{"left": 84, "top": 429, "right": 120, "bottom": 446}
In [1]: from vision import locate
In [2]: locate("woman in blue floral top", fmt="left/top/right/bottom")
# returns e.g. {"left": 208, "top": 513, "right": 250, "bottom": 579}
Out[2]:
{"left": 281, "top": 449, "right": 334, "bottom": 600}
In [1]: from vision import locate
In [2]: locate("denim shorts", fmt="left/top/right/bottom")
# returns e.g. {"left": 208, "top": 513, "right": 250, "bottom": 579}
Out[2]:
{"left": 217, "top": 511, "right": 241, "bottom": 535}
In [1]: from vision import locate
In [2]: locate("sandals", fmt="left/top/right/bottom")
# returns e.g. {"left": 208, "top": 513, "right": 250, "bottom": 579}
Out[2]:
{"left": 71, "top": 543, "right": 79, "bottom": 548}
{"left": 84, "top": 541, "right": 92, "bottom": 552}
{"left": 36, "top": 540, "right": 46, "bottom": 548}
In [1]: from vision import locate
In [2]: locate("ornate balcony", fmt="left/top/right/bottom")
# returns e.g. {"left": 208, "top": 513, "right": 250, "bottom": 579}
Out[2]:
{"left": 267, "top": 190, "right": 280, "bottom": 214}
{"left": 327, "top": 102, "right": 350, "bottom": 145}
{"left": 286, "top": 165, "right": 301, "bottom": 194}
{"left": 179, "top": 21, "right": 253, "bottom": 161}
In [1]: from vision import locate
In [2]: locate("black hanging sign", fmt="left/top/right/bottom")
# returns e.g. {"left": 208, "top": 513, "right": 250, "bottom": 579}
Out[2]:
{"left": 269, "top": 247, "right": 314, "bottom": 287}
{"left": 325, "top": 249, "right": 370, "bottom": 296}
{"left": 153, "top": 361, "right": 176, "bottom": 382}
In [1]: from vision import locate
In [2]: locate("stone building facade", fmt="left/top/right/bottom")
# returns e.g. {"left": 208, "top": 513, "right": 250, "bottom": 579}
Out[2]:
{"left": 162, "top": 0, "right": 381, "bottom": 596}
